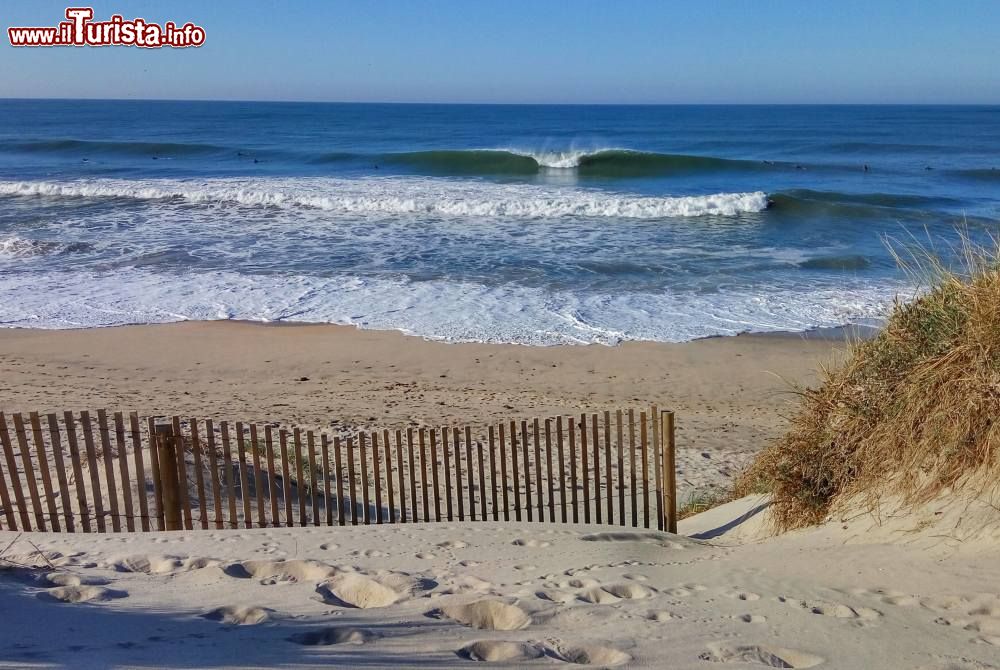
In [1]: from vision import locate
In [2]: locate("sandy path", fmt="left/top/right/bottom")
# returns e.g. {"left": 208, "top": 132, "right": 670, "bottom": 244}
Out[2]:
{"left": 1, "top": 500, "right": 997, "bottom": 669}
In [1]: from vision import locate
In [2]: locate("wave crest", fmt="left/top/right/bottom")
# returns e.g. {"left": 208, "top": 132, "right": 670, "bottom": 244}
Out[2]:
{"left": 0, "top": 178, "right": 769, "bottom": 219}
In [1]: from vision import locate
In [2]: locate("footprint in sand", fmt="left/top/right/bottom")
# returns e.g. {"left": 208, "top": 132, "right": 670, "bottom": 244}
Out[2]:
{"left": 437, "top": 540, "right": 468, "bottom": 549}
{"left": 202, "top": 605, "right": 270, "bottom": 625}
{"left": 550, "top": 643, "right": 631, "bottom": 667}
{"left": 288, "top": 626, "right": 379, "bottom": 645}
{"left": 225, "top": 559, "right": 337, "bottom": 584}
{"left": 45, "top": 573, "right": 109, "bottom": 587}
{"left": 512, "top": 539, "right": 551, "bottom": 548}
{"left": 41, "top": 585, "right": 128, "bottom": 604}
{"left": 579, "top": 587, "right": 621, "bottom": 604}
{"left": 648, "top": 610, "right": 682, "bottom": 622}
{"left": 434, "top": 599, "right": 531, "bottom": 630}
{"left": 318, "top": 543, "right": 339, "bottom": 551}
{"left": 699, "top": 643, "right": 824, "bottom": 668}
{"left": 734, "top": 614, "right": 768, "bottom": 623}
{"left": 537, "top": 589, "right": 576, "bottom": 603}
{"left": 724, "top": 590, "right": 761, "bottom": 602}
{"left": 458, "top": 640, "right": 545, "bottom": 662}
{"left": 318, "top": 571, "right": 433, "bottom": 609}
{"left": 115, "top": 555, "right": 218, "bottom": 575}
{"left": 778, "top": 596, "right": 881, "bottom": 622}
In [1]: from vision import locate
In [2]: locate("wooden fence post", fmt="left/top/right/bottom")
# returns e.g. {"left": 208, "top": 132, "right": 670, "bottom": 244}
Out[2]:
{"left": 660, "top": 411, "right": 677, "bottom": 533}
{"left": 155, "top": 424, "right": 182, "bottom": 531}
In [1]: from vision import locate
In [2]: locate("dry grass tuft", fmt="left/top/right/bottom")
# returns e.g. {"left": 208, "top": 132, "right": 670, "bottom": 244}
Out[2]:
{"left": 735, "top": 235, "right": 1000, "bottom": 531}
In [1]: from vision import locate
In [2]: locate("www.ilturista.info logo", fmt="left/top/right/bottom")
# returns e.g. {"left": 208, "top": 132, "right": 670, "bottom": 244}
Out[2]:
{"left": 8, "top": 7, "right": 205, "bottom": 48}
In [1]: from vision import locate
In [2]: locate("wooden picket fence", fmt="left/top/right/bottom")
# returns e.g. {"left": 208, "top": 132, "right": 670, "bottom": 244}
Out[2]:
{"left": 0, "top": 407, "right": 677, "bottom": 535}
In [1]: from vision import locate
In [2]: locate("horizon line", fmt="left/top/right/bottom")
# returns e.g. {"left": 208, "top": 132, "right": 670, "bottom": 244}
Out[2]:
{"left": 1, "top": 96, "right": 998, "bottom": 107}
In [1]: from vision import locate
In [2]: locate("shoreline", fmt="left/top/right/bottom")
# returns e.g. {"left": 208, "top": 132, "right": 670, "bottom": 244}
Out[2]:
{"left": 0, "top": 319, "right": 848, "bottom": 497}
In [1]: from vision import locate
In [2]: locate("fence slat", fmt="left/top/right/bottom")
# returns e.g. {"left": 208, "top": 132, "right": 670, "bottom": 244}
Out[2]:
{"left": 98, "top": 410, "right": 123, "bottom": 532}
{"left": 14, "top": 413, "right": 45, "bottom": 531}
{"left": 235, "top": 423, "right": 253, "bottom": 529}
{"left": 308, "top": 431, "right": 320, "bottom": 526}
{"left": 629, "top": 408, "right": 638, "bottom": 528}
{"left": 80, "top": 413, "right": 106, "bottom": 532}
{"left": 204, "top": 419, "right": 223, "bottom": 530}
{"left": 651, "top": 405, "right": 662, "bottom": 531}
{"left": 641, "top": 411, "right": 650, "bottom": 529}
{"left": 604, "top": 411, "right": 613, "bottom": 525}
{"left": 556, "top": 416, "right": 567, "bottom": 524}
{"left": 533, "top": 419, "right": 543, "bottom": 523}
{"left": 442, "top": 427, "right": 453, "bottom": 522}
{"left": 247, "top": 424, "right": 265, "bottom": 528}
{"left": 452, "top": 427, "right": 463, "bottom": 521}
{"left": 488, "top": 426, "right": 499, "bottom": 521}
{"left": 346, "top": 437, "right": 358, "bottom": 525}
{"left": 322, "top": 435, "right": 333, "bottom": 526}
{"left": 113, "top": 413, "right": 135, "bottom": 532}
{"left": 129, "top": 413, "right": 150, "bottom": 532}
{"left": 359, "top": 432, "right": 371, "bottom": 525}
{"left": 279, "top": 429, "right": 293, "bottom": 527}
{"left": 265, "top": 426, "right": 281, "bottom": 526}
{"left": 334, "top": 436, "right": 346, "bottom": 526}
{"left": 569, "top": 416, "right": 579, "bottom": 524}
{"left": 465, "top": 426, "right": 475, "bottom": 522}
{"left": 509, "top": 421, "right": 520, "bottom": 522}
{"left": 220, "top": 422, "right": 237, "bottom": 529}
{"left": 0, "top": 413, "right": 28, "bottom": 530}
{"left": 418, "top": 429, "right": 430, "bottom": 523}
{"left": 521, "top": 420, "right": 531, "bottom": 522}
{"left": 383, "top": 429, "right": 395, "bottom": 524}
{"left": 662, "top": 411, "right": 677, "bottom": 533}
{"left": 0, "top": 418, "right": 14, "bottom": 530}
{"left": 46, "top": 413, "right": 75, "bottom": 532}
{"left": 64, "top": 412, "right": 90, "bottom": 532}
{"left": 29, "top": 412, "right": 60, "bottom": 531}
{"left": 477, "top": 438, "right": 487, "bottom": 522}
{"left": 171, "top": 416, "right": 193, "bottom": 531}
{"left": 591, "top": 414, "right": 601, "bottom": 525}
{"left": 407, "top": 428, "right": 417, "bottom": 523}
{"left": 544, "top": 419, "right": 554, "bottom": 523}
{"left": 294, "top": 428, "right": 307, "bottom": 526}
{"left": 147, "top": 417, "right": 165, "bottom": 531}
{"left": 371, "top": 431, "right": 383, "bottom": 524}
{"left": 581, "top": 414, "right": 590, "bottom": 525}
{"left": 429, "top": 429, "right": 441, "bottom": 522}
{"left": 498, "top": 424, "right": 510, "bottom": 522}
{"left": 616, "top": 410, "right": 625, "bottom": 526}
{"left": 189, "top": 418, "right": 208, "bottom": 530}
{"left": 395, "top": 429, "right": 407, "bottom": 523}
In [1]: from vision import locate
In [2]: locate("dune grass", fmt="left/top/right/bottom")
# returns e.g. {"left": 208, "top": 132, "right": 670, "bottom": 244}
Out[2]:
{"left": 735, "top": 235, "right": 1000, "bottom": 531}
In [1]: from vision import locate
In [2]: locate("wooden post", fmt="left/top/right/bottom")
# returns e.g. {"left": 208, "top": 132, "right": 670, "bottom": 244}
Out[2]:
{"left": 156, "top": 424, "right": 182, "bottom": 531}
{"left": 660, "top": 411, "right": 677, "bottom": 534}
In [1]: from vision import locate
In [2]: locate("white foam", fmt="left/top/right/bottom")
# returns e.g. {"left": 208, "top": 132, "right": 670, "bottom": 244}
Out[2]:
{"left": 0, "top": 236, "right": 43, "bottom": 258}
{"left": 0, "top": 178, "right": 768, "bottom": 220}
{"left": 0, "top": 268, "right": 902, "bottom": 344}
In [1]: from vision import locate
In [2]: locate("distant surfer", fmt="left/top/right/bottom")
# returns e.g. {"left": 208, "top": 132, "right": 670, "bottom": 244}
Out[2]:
{"left": 863, "top": 164, "right": 869, "bottom": 172}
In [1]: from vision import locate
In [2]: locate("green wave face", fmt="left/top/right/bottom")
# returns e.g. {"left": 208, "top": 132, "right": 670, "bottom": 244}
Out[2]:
{"left": 383, "top": 150, "right": 541, "bottom": 175}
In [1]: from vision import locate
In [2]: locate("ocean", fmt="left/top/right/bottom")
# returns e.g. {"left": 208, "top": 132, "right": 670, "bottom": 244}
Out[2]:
{"left": 0, "top": 100, "right": 997, "bottom": 344}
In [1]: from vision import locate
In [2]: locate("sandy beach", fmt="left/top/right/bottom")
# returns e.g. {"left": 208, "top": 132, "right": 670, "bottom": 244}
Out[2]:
{"left": 0, "top": 322, "right": 843, "bottom": 499}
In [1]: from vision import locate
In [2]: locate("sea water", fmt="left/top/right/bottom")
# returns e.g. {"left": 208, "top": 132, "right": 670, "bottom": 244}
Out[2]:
{"left": 0, "top": 101, "right": 997, "bottom": 344}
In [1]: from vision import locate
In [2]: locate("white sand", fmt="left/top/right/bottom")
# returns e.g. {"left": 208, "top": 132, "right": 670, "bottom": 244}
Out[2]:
{"left": 2, "top": 497, "right": 999, "bottom": 669}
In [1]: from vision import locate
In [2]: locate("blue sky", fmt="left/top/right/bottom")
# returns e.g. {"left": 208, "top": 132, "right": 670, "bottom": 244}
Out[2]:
{"left": 2, "top": 0, "right": 998, "bottom": 104}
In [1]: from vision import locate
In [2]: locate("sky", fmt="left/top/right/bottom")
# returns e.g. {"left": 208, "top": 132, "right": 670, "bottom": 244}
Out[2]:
{"left": 1, "top": 0, "right": 999, "bottom": 104}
